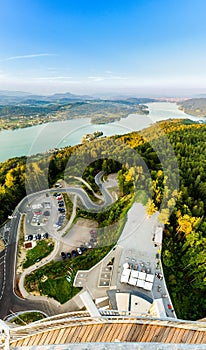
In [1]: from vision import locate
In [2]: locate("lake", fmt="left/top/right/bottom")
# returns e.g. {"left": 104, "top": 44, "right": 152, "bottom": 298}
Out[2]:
{"left": 0, "top": 102, "right": 203, "bottom": 162}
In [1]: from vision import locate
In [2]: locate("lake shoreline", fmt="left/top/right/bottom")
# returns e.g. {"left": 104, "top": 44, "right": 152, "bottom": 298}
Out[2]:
{"left": 0, "top": 102, "right": 203, "bottom": 163}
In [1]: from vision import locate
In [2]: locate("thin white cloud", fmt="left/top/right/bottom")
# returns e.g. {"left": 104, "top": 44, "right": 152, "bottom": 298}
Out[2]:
{"left": 32, "top": 76, "right": 72, "bottom": 81}
{"left": 88, "top": 75, "right": 129, "bottom": 82}
{"left": 88, "top": 76, "right": 106, "bottom": 82}
{"left": 1, "top": 53, "right": 56, "bottom": 61}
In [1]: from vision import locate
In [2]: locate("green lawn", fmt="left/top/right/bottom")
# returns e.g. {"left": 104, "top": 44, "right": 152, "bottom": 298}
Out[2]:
{"left": 11, "top": 312, "right": 45, "bottom": 325}
{"left": 39, "top": 276, "right": 80, "bottom": 304}
{"left": 25, "top": 245, "right": 112, "bottom": 303}
{"left": 23, "top": 239, "right": 54, "bottom": 269}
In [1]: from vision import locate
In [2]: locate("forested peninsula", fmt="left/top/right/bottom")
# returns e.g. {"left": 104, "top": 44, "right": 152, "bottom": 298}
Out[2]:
{"left": 0, "top": 98, "right": 151, "bottom": 130}
{"left": 179, "top": 98, "right": 206, "bottom": 118}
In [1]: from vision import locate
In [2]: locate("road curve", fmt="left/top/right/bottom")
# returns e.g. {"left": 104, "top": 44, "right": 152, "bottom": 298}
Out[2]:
{"left": 0, "top": 172, "right": 115, "bottom": 319}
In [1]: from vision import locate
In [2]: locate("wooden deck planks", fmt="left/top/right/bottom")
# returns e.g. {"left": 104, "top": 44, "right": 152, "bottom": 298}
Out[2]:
{"left": 130, "top": 323, "right": 148, "bottom": 342}
{"left": 95, "top": 324, "right": 110, "bottom": 342}
{"left": 180, "top": 329, "right": 196, "bottom": 344}
{"left": 26, "top": 334, "right": 38, "bottom": 347}
{"left": 201, "top": 332, "right": 206, "bottom": 344}
{"left": 112, "top": 323, "right": 130, "bottom": 342}
{"left": 45, "top": 329, "right": 59, "bottom": 345}
{"left": 194, "top": 331, "right": 205, "bottom": 344}
{"left": 47, "top": 329, "right": 60, "bottom": 345}
{"left": 150, "top": 326, "right": 166, "bottom": 342}
{"left": 11, "top": 340, "right": 20, "bottom": 348}
{"left": 79, "top": 325, "right": 95, "bottom": 342}
{"left": 36, "top": 331, "right": 50, "bottom": 346}
{"left": 18, "top": 335, "right": 31, "bottom": 347}
{"left": 126, "top": 323, "right": 142, "bottom": 342}
{"left": 146, "top": 325, "right": 161, "bottom": 342}
{"left": 141, "top": 325, "right": 155, "bottom": 342}
{"left": 100, "top": 323, "right": 117, "bottom": 342}
{"left": 59, "top": 327, "right": 72, "bottom": 344}
{"left": 173, "top": 329, "right": 189, "bottom": 344}
{"left": 90, "top": 325, "right": 105, "bottom": 342}
{"left": 165, "top": 327, "right": 179, "bottom": 343}
{"left": 10, "top": 322, "right": 206, "bottom": 346}
{"left": 84, "top": 324, "right": 99, "bottom": 342}
{"left": 70, "top": 325, "right": 85, "bottom": 343}
{"left": 160, "top": 325, "right": 174, "bottom": 342}
{"left": 120, "top": 323, "right": 135, "bottom": 342}
{"left": 64, "top": 325, "right": 80, "bottom": 343}
{"left": 190, "top": 330, "right": 201, "bottom": 344}
{"left": 55, "top": 328, "right": 67, "bottom": 344}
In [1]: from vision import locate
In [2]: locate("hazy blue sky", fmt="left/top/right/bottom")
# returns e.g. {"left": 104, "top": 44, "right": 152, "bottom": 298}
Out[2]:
{"left": 0, "top": 0, "right": 206, "bottom": 95}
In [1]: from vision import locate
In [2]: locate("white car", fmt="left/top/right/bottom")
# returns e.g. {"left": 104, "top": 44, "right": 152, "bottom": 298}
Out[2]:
{"left": 77, "top": 247, "right": 82, "bottom": 255}
{"left": 25, "top": 235, "right": 29, "bottom": 241}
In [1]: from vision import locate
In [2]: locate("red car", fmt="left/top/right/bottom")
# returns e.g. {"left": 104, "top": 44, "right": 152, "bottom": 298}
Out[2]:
{"left": 90, "top": 230, "right": 97, "bottom": 234}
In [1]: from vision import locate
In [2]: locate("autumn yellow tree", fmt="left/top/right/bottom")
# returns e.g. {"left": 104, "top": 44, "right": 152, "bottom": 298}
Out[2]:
{"left": 146, "top": 199, "right": 157, "bottom": 216}
{"left": 177, "top": 214, "right": 201, "bottom": 237}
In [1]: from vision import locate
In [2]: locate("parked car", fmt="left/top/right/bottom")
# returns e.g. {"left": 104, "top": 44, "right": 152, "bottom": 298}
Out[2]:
{"left": 43, "top": 232, "right": 49, "bottom": 239}
{"left": 71, "top": 250, "right": 77, "bottom": 257}
{"left": 55, "top": 183, "right": 62, "bottom": 188}
{"left": 58, "top": 203, "right": 64, "bottom": 207}
{"left": 25, "top": 235, "right": 29, "bottom": 241}
{"left": 85, "top": 242, "right": 92, "bottom": 249}
{"left": 36, "top": 233, "right": 41, "bottom": 240}
{"left": 90, "top": 230, "right": 97, "bottom": 234}
{"left": 61, "top": 252, "right": 66, "bottom": 260}
{"left": 58, "top": 208, "right": 65, "bottom": 212}
{"left": 77, "top": 247, "right": 83, "bottom": 255}
{"left": 53, "top": 192, "right": 60, "bottom": 197}
{"left": 59, "top": 215, "right": 64, "bottom": 222}
{"left": 90, "top": 237, "right": 97, "bottom": 243}
{"left": 80, "top": 246, "right": 88, "bottom": 253}
{"left": 67, "top": 252, "right": 71, "bottom": 259}
{"left": 91, "top": 233, "right": 97, "bottom": 239}
{"left": 28, "top": 234, "right": 33, "bottom": 241}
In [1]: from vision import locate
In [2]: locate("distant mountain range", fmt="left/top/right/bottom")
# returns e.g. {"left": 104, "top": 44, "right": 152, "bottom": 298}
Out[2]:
{"left": 0, "top": 91, "right": 95, "bottom": 105}
{"left": 0, "top": 90, "right": 157, "bottom": 105}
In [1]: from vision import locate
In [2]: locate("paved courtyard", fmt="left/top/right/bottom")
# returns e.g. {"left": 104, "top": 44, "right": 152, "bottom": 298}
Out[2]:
{"left": 73, "top": 202, "right": 175, "bottom": 318}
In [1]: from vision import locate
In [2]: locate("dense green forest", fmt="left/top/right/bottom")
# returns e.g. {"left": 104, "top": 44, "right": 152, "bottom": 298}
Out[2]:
{"left": 0, "top": 119, "right": 205, "bottom": 320}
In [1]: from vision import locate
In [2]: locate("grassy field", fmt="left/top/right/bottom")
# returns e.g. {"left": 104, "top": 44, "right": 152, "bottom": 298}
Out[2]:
{"left": 23, "top": 239, "right": 54, "bottom": 269}
{"left": 25, "top": 245, "right": 112, "bottom": 303}
{"left": 40, "top": 275, "right": 79, "bottom": 304}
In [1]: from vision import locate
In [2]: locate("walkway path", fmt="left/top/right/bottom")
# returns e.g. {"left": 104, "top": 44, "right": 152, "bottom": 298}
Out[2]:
{"left": 15, "top": 173, "right": 116, "bottom": 314}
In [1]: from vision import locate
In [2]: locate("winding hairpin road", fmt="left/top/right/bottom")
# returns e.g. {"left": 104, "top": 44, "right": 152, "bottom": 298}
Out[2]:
{"left": 0, "top": 172, "right": 114, "bottom": 319}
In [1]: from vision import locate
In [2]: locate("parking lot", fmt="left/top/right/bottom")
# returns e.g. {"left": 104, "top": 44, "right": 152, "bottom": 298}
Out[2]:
{"left": 24, "top": 192, "right": 99, "bottom": 264}
{"left": 24, "top": 192, "right": 68, "bottom": 241}
{"left": 58, "top": 218, "right": 98, "bottom": 261}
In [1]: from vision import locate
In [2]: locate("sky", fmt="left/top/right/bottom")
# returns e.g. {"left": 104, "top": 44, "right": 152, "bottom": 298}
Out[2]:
{"left": 1, "top": 0, "right": 206, "bottom": 96}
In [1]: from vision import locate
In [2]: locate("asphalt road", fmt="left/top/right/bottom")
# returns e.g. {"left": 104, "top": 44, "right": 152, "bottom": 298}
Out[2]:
{"left": 0, "top": 174, "right": 114, "bottom": 319}
{"left": 0, "top": 197, "right": 60, "bottom": 319}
